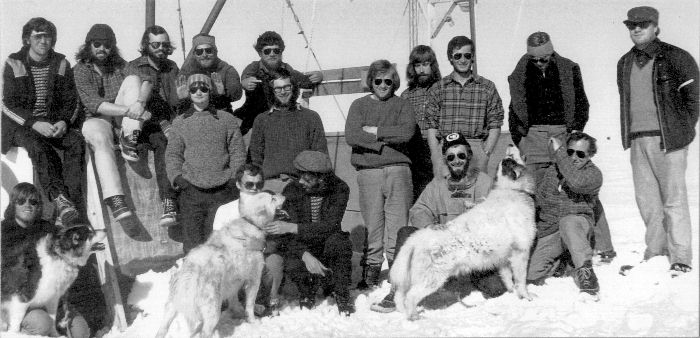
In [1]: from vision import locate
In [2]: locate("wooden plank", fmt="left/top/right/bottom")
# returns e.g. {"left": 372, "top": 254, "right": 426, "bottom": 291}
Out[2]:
{"left": 314, "top": 66, "right": 369, "bottom": 96}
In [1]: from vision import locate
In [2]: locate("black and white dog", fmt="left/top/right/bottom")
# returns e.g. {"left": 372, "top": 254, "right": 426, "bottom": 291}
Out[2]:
{"left": 1, "top": 224, "right": 105, "bottom": 335}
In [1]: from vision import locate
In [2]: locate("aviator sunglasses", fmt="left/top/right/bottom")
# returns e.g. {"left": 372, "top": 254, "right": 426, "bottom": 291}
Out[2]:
{"left": 452, "top": 53, "right": 473, "bottom": 61}
{"left": 149, "top": 41, "right": 172, "bottom": 49}
{"left": 373, "top": 79, "right": 393, "bottom": 86}
{"left": 567, "top": 149, "right": 587, "bottom": 159}
{"left": 91, "top": 41, "right": 112, "bottom": 49}
{"left": 16, "top": 197, "right": 40, "bottom": 206}
{"left": 189, "top": 84, "right": 210, "bottom": 94}
{"left": 530, "top": 56, "right": 551, "bottom": 64}
{"left": 262, "top": 47, "right": 282, "bottom": 55}
{"left": 194, "top": 47, "right": 214, "bottom": 56}
{"left": 243, "top": 181, "right": 264, "bottom": 190}
{"left": 446, "top": 153, "right": 468, "bottom": 162}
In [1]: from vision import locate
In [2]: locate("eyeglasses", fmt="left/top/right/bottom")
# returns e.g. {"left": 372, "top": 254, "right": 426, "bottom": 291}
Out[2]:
{"left": 30, "top": 33, "right": 52, "bottom": 41}
{"left": 625, "top": 21, "right": 652, "bottom": 30}
{"left": 273, "top": 84, "right": 293, "bottom": 93}
{"left": 16, "top": 198, "right": 40, "bottom": 206}
{"left": 243, "top": 181, "right": 264, "bottom": 191}
{"left": 189, "top": 84, "right": 210, "bottom": 94}
{"left": 262, "top": 47, "right": 282, "bottom": 55}
{"left": 446, "top": 153, "right": 468, "bottom": 162}
{"left": 567, "top": 149, "right": 587, "bottom": 159}
{"left": 530, "top": 56, "right": 551, "bottom": 64}
{"left": 373, "top": 79, "right": 393, "bottom": 86}
{"left": 91, "top": 41, "right": 112, "bottom": 49}
{"left": 452, "top": 53, "right": 473, "bottom": 61}
{"left": 194, "top": 47, "right": 214, "bottom": 56}
{"left": 149, "top": 41, "right": 172, "bottom": 50}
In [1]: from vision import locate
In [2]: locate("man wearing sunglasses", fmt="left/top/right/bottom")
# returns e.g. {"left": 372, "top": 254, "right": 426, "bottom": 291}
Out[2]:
{"left": 166, "top": 73, "right": 246, "bottom": 254}
{"left": 372, "top": 132, "right": 501, "bottom": 313}
{"left": 2, "top": 17, "right": 83, "bottom": 226}
{"left": 617, "top": 6, "right": 698, "bottom": 275}
{"left": 233, "top": 31, "right": 323, "bottom": 137}
{"left": 425, "top": 36, "right": 504, "bottom": 177}
{"left": 178, "top": 34, "right": 242, "bottom": 114}
{"left": 527, "top": 132, "right": 603, "bottom": 299}
{"left": 507, "top": 32, "right": 615, "bottom": 265}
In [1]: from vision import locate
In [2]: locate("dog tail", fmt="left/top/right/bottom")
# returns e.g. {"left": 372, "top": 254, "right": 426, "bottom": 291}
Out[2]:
{"left": 389, "top": 239, "right": 414, "bottom": 311}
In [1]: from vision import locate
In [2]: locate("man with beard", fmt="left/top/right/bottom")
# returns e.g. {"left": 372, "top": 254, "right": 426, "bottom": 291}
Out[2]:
{"left": 371, "top": 132, "right": 502, "bottom": 313}
{"left": 2, "top": 17, "right": 83, "bottom": 226}
{"left": 527, "top": 132, "right": 603, "bottom": 299}
{"left": 425, "top": 36, "right": 504, "bottom": 176}
{"left": 264, "top": 151, "right": 355, "bottom": 316}
{"left": 233, "top": 31, "right": 323, "bottom": 137}
{"left": 402, "top": 45, "right": 441, "bottom": 201}
{"left": 75, "top": 24, "right": 178, "bottom": 227}
{"left": 120, "top": 25, "right": 179, "bottom": 228}
{"left": 178, "top": 34, "right": 242, "bottom": 114}
{"left": 248, "top": 68, "right": 328, "bottom": 194}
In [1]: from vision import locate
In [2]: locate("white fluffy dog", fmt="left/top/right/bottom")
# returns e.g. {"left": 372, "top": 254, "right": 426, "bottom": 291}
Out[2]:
{"left": 156, "top": 192, "right": 284, "bottom": 338}
{"left": 391, "top": 145, "right": 536, "bottom": 320}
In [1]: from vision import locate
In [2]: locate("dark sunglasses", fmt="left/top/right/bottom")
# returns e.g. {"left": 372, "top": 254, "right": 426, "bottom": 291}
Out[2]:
{"left": 567, "top": 149, "right": 587, "bottom": 159}
{"left": 373, "top": 79, "right": 393, "bottom": 86}
{"left": 91, "top": 41, "right": 112, "bottom": 49}
{"left": 189, "top": 84, "right": 210, "bottom": 94}
{"left": 243, "top": 181, "right": 264, "bottom": 190}
{"left": 452, "top": 53, "right": 473, "bottom": 61}
{"left": 446, "top": 153, "right": 468, "bottom": 162}
{"left": 16, "top": 198, "right": 40, "bottom": 206}
{"left": 262, "top": 48, "right": 281, "bottom": 55}
{"left": 530, "top": 56, "right": 551, "bottom": 64}
{"left": 625, "top": 21, "right": 652, "bottom": 30}
{"left": 194, "top": 47, "right": 214, "bottom": 56}
{"left": 149, "top": 41, "right": 172, "bottom": 49}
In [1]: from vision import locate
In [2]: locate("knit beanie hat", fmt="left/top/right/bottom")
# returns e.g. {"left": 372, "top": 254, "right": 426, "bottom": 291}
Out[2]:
{"left": 192, "top": 34, "right": 216, "bottom": 49}
{"left": 294, "top": 151, "right": 333, "bottom": 173}
{"left": 187, "top": 73, "right": 212, "bottom": 88}
{"left": 85, "top": 24, "right": 116, "bottom": 45}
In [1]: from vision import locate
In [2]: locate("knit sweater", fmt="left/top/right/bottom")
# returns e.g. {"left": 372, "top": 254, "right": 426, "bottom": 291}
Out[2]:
{"left": 165, "top": 107, "right": 246, "bottom": 189}
{"left": 345, "top": 95, "right": 415, "bottom": 169}
{"left": 248, "top": 105, "right": 328, "bottom": 179}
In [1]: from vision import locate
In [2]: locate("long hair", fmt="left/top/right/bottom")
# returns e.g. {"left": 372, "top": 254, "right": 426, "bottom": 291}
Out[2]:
{"left": 22, "top": 17, "right": 57, "bottom": 48}
{"left": 406, "top": 45, "right": 441, "bottom": 89}
{"left": 366, "top": 60, "right": 400, "bottom": 95}
{"left": 138, "top": 25, "right": 174, "bottom": 56}
{"left": 75, "top": 44, "right": 126, "bottom": 72}
{"left": 4, "top": 183, "right": 43, "bottom": 221}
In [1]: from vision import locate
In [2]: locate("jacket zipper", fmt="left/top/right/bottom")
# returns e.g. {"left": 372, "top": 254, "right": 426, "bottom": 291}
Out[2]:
{"left": 652, "top": 56, "right": 667, "bottom": 152}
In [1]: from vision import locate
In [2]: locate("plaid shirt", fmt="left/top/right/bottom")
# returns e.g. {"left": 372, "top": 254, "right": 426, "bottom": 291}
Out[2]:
{"left": 74, "top": 61, "right": 126, "bottom": 118}
{"left": 535, "top": 147, "right": 602, "bottom": 238}
{"left": 401, "top": 85, "right": 432, "bottom": 138}
{"left": 425, "top": 72, "right": 504, "bottom": 139}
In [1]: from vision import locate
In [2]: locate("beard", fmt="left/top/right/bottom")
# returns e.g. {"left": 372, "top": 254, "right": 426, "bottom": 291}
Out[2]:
{"left": 262, "top": 57, "right": 281, "bottom": 71}
{"left": 147, "top": 48, "right": 168, "bottom": 65}
{"left": 416, "top": 74, "right": 433, "bottom": 87}
{"left": 447, "top": 163, "right": 467, "bottom": 180}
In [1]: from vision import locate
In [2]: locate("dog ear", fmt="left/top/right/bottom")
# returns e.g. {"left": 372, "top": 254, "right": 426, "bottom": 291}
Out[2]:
{"left": 512, "top": 165, "right": 523, "bottom": 180}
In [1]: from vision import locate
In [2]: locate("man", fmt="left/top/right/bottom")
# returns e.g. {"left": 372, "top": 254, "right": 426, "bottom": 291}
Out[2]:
{"left": 165, "top": 74, "right": 246, "bottom": 254}
{"left": 507, "top": 31, "right": 615, "bottom": 264}
{"left": 371, "top": 132, "right": 502, "bottom": 313}
{"left": 617, "top": 6, "right": 698, "bottom": 275}
{"left": 1, "top": 17, "right": 83, "bottom": 225}
{"left": 402, "top": 45, "right": 441, "bottom": 200}
{"left": 345, "top": 60, "right": 415, "bottom": 289}
{"left": 527, "top": 132, "right": 602, "bottom": 298}
{"left": 264, "top": 151, "right": 355, "bottom": 315}
{"left": 233, "top": 31, "right": 323, "bottom": 136}
{"left": 178, "top": 33, "right": 242, "bottom": 114}
{"left": 121, "top": 25, "right": 180, "bottom": 226}
{"left": 248, "top": 68, "right": 328, "bottom": 194}
{"left": 212, "top": 163, "right": 264, "bottom": 231}
{"left": 425, "top": 36, "right": 504, "bottom": 176}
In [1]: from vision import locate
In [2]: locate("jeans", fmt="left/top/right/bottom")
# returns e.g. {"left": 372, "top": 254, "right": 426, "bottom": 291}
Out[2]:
{"left": 527, "top": 215, "right": 593, "bottom": 282}
{"left": 82, "top": 117, "right": 122, "bottom": 199}
{"left": 178, "top": 183, "right": 235, "bottom": 253}
{"left": 357, "top": 165, "right": 413, "bottom": 266}
{"left": 631, "top": 136, "right": 691, "bottom": 266}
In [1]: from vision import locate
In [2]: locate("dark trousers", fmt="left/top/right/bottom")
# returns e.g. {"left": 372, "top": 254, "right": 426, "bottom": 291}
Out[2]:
{"left": 10, "top": 127, "right": 84, "bottom": 205}
{"left": 138, "top": 125, "right": 176, "bottom": 200}
{"left": 285, "top": 232, "right": 353, "bottom": 299}
{"left": 178, "top": 183, "right": 235, "bottom": 253}
{"left": 410, "top": 137, "right": 434, "bottom": 203}
{"left": 395, "top": 226, "right": 507, "bottom": 298}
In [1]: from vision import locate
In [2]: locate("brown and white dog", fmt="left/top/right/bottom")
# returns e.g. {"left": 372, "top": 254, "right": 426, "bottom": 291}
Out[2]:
{"left": 391, "top": 145, "right": 537, "bottom": 320}
{"left": 1, "top": 224, "right": 105, "bottom": 335}
{"left": 156, "top": 192, "right": 285, "bottom": 338}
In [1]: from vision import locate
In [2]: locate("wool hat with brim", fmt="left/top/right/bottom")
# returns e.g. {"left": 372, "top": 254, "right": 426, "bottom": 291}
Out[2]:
{"left": 442, "top": 132, "right": 470, "bottom": 154}
{"left": 86, "top": 24, "right": 116, "bottom": 45}
{"left": 624, "top": 6, "right": 659, "bottom": 25}
{"left": 294, "top": 150, "right": 333, "bottom": 173}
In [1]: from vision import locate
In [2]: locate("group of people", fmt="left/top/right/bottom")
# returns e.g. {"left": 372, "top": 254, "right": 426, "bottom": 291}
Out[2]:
{"left": 1, "top": 4, "right": 697, "bottom": 336}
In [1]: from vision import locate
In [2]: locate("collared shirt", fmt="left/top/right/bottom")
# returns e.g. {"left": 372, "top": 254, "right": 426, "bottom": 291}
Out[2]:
{"left": 74, "top": 61, "right": 126, "bottom": 118}
{"left": 633, "top": 39, "right": 661, "bottom": 68}
{"left": 425, "top": 72, "right": 504, "bottom": 139}
{"left": 401, "top": 85, "right": 433, "bottom": 138}
{"left": 126, "top": 55, "right": 179, "bottom": 107}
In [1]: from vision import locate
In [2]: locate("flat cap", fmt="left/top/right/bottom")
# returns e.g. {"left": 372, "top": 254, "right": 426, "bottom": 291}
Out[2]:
{"left": 293, "top": 150, "right": 333, "bottom": 173}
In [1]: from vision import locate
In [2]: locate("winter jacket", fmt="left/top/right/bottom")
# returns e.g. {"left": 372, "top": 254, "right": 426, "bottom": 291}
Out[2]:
{"left": 617, "top": 39, "right": 699, "bottom": 152}
{"left": 2, "top": 47, "right": 77, "bottom": 153}
{"left": 508, "top": 52, "right": 589, "bottom": 145}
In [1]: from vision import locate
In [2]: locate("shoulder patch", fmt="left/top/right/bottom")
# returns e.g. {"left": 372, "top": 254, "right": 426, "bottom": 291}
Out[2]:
{"left": 6, "top": 59, "right": 27, "bottom": 77}
{"left": 57, "top": 59, "right": 68, "bottom": 76}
